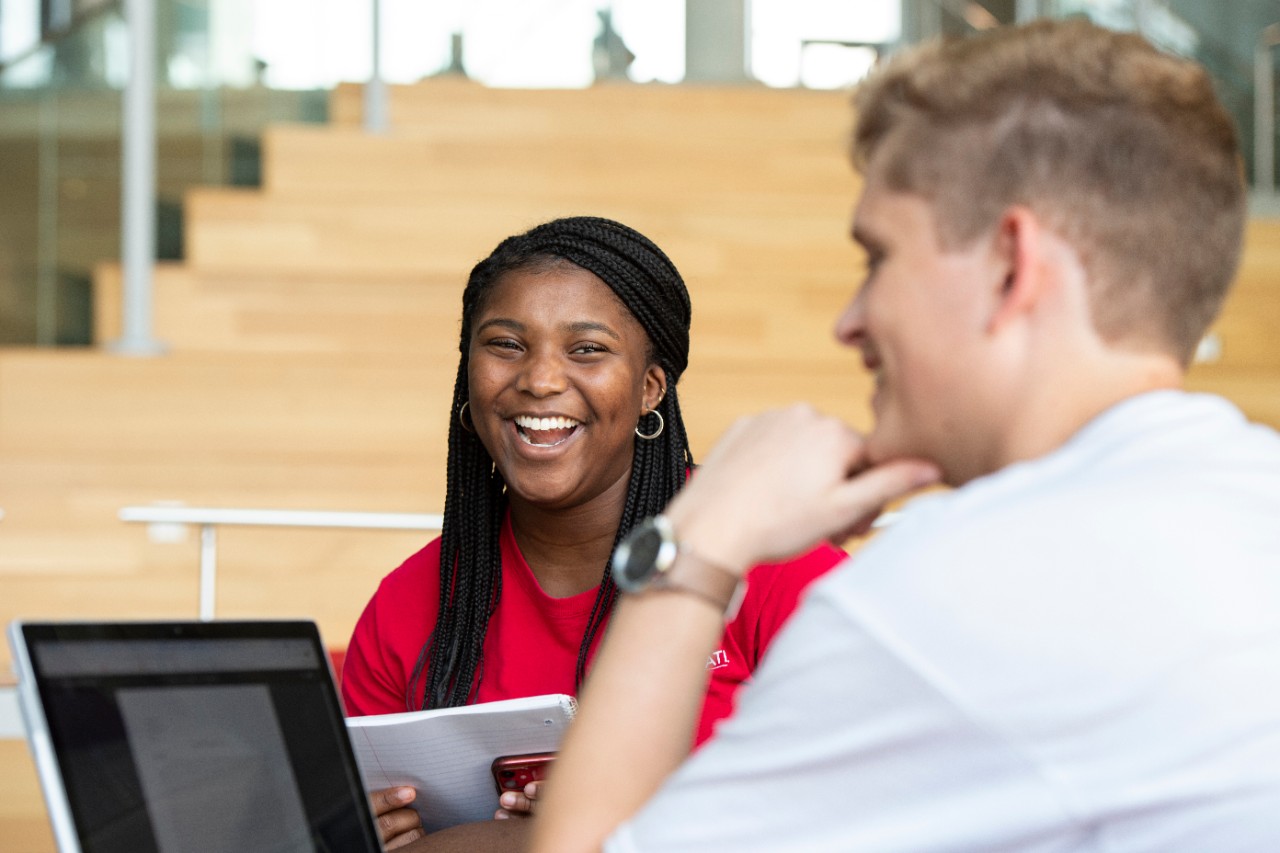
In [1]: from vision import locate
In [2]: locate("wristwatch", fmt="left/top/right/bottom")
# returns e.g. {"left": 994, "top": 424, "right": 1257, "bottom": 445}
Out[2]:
{"left": 611, "top": 515, "right": 745, "bottom": 619}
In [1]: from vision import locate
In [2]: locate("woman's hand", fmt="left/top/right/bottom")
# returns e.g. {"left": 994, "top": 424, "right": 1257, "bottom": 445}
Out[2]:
{"left": 370, "top": 786, "right": 426, "bottom": 849}
{"left": 494, "top": 780, "right": 543, "bottom": 819}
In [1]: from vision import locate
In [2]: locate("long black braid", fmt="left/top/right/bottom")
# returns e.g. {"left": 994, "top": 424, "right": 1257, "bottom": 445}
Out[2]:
{"left": 408, "top": 216, "right": 695, "bottom": 710}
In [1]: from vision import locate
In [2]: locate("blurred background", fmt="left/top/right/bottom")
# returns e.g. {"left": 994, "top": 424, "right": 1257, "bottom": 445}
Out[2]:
{"left": 2, "top": 0, "right": 1277, "bottom": 349}
{"left": 0, "top": 2, "right": 1277, "bottom": 848}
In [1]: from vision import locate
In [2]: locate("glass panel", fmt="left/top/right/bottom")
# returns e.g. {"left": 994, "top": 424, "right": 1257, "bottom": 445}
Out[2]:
{"left": 0, "top": 7, "right": 125, "bottom": 346}
{"left": 0, "top": 0, "right": 327, "bottom": 347}
{"left": 750, "top": 0, "right": 900, "bottom": 89}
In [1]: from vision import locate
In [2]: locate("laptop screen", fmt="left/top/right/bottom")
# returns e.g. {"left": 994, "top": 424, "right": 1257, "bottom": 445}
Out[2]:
{"left": 10, "top": 621, "right": 383, "bottom": 853}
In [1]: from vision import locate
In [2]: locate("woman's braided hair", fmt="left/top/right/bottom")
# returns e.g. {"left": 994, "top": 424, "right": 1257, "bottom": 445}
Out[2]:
{"left": 407, "top": 216, "right": 694, "bottom": 710}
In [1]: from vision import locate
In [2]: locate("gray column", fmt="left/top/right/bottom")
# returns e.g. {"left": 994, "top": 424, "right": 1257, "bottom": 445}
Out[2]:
{"left": 901, "top": 0, "right": 944, "bottom": 44}
{"left": 685, "top": 0, "right": 749, "bottom": 83}
{"left": 111, "top": 0, "right": 165, "bottom": 356}
{"left": 364, "top": 0, "right": 388, "bottom": 133}
{"left": 1014, "top": 0, "right": 1050, "bottom": 24}
{"left": 1256, "top": 24, "right": 1280, "bottom": 193}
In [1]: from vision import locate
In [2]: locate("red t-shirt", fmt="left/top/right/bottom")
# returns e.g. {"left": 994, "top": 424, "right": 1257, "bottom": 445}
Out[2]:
{"left": 341, "top": 513, "right": 845, "bottom": 745}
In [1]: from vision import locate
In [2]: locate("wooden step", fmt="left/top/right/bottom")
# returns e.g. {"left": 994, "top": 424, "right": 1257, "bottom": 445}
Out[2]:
{"left": 327, "top": 79, "right": 852, "bottom": 139}
{"left": 182, "top": 187, "right": 857, "bottom": 278}
{"left": 259, "top": 124, "right": 852, "bottom": 199}
{"left": 92, "top": 262, "right": 467, "bottom": 355}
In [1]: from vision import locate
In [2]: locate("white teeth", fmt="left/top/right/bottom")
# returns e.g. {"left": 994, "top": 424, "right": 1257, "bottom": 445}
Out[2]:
{"left": 514, "top": 415, "right": 581, "bottom": 431}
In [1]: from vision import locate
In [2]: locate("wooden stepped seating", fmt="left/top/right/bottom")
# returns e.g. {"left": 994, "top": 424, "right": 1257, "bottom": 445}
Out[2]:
{"left": 327, "top": 79, "right": 853, "bottom": 137}
{"left": 259, "top": 129, "right": 853, "bottom": 196}
{"left": 183, "top": 133, "right": 858, "bottom": 278}
{"left": 181, "top": 187, "right": 857, "bottom": 279}
{"left": 90, "top": 262, "right": 865, "bottom": 371}
{"left": 92, "top": 262, "right": 467, "bottom": 356}
{"left": 0, "top": 349, "right": 446, "bottom": 640}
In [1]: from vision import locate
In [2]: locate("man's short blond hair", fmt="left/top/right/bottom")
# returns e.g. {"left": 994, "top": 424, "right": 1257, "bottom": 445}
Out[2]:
{"left": 853, "top": 19, "right": 1245, "bottom": 364}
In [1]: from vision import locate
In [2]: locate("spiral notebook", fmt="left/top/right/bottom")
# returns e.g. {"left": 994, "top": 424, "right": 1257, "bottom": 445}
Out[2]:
{"left": 346, "top": 693, "right": 576, "bottom": 832}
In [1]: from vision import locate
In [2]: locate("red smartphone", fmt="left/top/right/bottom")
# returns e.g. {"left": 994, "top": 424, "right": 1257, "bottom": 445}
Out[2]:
{"left": 491, "top": 751, "right": 556, "bottom": 795}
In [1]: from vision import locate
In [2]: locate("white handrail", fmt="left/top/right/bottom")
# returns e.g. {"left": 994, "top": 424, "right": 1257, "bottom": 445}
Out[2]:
{"left": 119, "top": 506, "right": 442, "bottom": 529}
{"left": 119, "top": 506, "right": 443, "bottom": 621}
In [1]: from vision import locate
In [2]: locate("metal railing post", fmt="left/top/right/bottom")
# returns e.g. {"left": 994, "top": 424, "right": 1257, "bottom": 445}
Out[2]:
{"left": 199, "top": 524, "right": 218, "bottom": 621}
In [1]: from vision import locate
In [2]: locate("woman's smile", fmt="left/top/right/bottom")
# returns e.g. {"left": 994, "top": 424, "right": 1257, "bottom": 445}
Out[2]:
{"left": 513, "top": 414, "right": 583, "bottom": 447}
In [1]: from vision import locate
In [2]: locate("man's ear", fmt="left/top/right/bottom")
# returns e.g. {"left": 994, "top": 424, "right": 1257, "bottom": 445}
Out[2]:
{"left": 987, "top": 206, "right": 1045, "bottom": 335}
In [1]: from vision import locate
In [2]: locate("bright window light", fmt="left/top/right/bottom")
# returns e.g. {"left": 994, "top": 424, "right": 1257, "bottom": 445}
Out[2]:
{"left": 751, "top": 0, "right": 899, "bottom": 89}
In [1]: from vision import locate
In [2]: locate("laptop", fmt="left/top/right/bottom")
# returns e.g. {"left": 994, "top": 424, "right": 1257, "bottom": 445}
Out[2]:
{"left": 8, "top": 620, "right": 384, "bottom": 853}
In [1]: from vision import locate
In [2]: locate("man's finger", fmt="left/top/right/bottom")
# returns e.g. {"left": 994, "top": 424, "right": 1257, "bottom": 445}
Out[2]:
{"left": 831, "top": 459, "right": 940, "bottom": 528}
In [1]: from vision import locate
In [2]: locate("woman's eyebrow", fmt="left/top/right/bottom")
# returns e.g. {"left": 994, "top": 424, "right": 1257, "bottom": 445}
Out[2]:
{"left": 564, "top": 321, "right": 621, "bottom": 341}
{"left": 475, "top": 317, "right": 524, "bottom": 334}
{"left": 475, "top": 317, "right": 621, "bottom": 341}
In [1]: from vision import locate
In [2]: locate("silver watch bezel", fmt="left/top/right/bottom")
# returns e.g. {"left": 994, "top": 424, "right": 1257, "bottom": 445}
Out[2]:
{"left": 611, "top": 515, "right": 678, "bottom": 592}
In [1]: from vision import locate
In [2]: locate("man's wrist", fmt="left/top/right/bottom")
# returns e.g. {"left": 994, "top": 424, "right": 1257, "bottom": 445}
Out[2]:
{"left": 611, "top": 513, "right": 748, "bottom": 620}
{"left": 662, "top": 501, "right": 754, "bottom": 579}
{"left": 653, "top": 544, "right": 746, "bottom": 620}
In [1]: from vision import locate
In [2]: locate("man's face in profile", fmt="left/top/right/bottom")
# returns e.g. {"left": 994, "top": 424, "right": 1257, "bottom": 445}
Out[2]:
{"left": 835, "top": 170, "right": 1001, "bottom": 482}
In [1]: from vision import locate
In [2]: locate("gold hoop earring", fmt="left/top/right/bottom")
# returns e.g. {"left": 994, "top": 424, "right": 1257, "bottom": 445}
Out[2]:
{"left": 635, "top": 410, "right": 664, "bottom": 440}
{"left": 458, "top": 401, "right": 475, "bottom": 433}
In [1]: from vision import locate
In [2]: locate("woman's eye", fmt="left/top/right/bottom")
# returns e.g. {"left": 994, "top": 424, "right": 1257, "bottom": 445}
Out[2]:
{"left": 572, "top": 343, "right": 607, "bottom": 355}
{"left": 487, "top": 338, "right": 521, "bottom": 351}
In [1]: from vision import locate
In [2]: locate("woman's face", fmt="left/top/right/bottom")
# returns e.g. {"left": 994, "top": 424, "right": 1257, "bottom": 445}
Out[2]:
{"left": 467, "top": 263, "right": 666, "bottom": 511}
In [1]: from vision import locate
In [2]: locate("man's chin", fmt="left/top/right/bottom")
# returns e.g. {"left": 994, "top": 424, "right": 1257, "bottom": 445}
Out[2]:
{"left": 866, "top": 429, "right": 944, "bottom": 472}
{"left": 863, "top": 428, "right": 903, "bottom": 466}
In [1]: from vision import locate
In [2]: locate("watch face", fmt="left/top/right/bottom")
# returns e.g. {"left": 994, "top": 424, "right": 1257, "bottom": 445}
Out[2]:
{"left": 612, "top": 518, "right": 669, "bottom": 591}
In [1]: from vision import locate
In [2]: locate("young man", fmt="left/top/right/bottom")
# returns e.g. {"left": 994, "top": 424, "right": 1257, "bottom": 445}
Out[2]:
{"left": 531, "top": 19, "right": 1280, "bottom": 853}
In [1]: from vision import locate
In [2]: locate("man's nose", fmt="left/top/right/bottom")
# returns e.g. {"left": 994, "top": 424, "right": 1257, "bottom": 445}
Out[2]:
{"left": 834, "top": 287, "right": 867, "bottom": 348}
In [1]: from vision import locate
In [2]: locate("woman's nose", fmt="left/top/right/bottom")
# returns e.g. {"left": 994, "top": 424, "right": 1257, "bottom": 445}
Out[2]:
{"left": 517, "top": 350, "right": 568, "bottom": 396}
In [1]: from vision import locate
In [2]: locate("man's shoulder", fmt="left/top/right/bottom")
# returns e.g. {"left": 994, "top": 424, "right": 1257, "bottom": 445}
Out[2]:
{"left": 817, "top": 391, "right": 1280, "bottom": 616}
{"left": 905, "top": 391, "right": 1280, "bottom": 532}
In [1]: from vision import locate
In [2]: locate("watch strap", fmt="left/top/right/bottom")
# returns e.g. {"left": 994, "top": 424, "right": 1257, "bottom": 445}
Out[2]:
{"left": 650, "top": 540, "right": 745, "bottom": 620}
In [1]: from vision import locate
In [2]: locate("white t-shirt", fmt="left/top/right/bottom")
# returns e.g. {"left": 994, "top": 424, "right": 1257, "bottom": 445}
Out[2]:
{"left": 609, "top": 391, "right": 1280, "bottom": 852}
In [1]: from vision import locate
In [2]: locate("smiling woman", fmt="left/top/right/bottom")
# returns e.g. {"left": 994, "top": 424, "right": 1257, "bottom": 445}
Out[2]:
{"left": 339, "top": 217, "right": 846, "bottom": 847}
{"left": 467, "top": 262, "right": 665, "bottom": 519}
